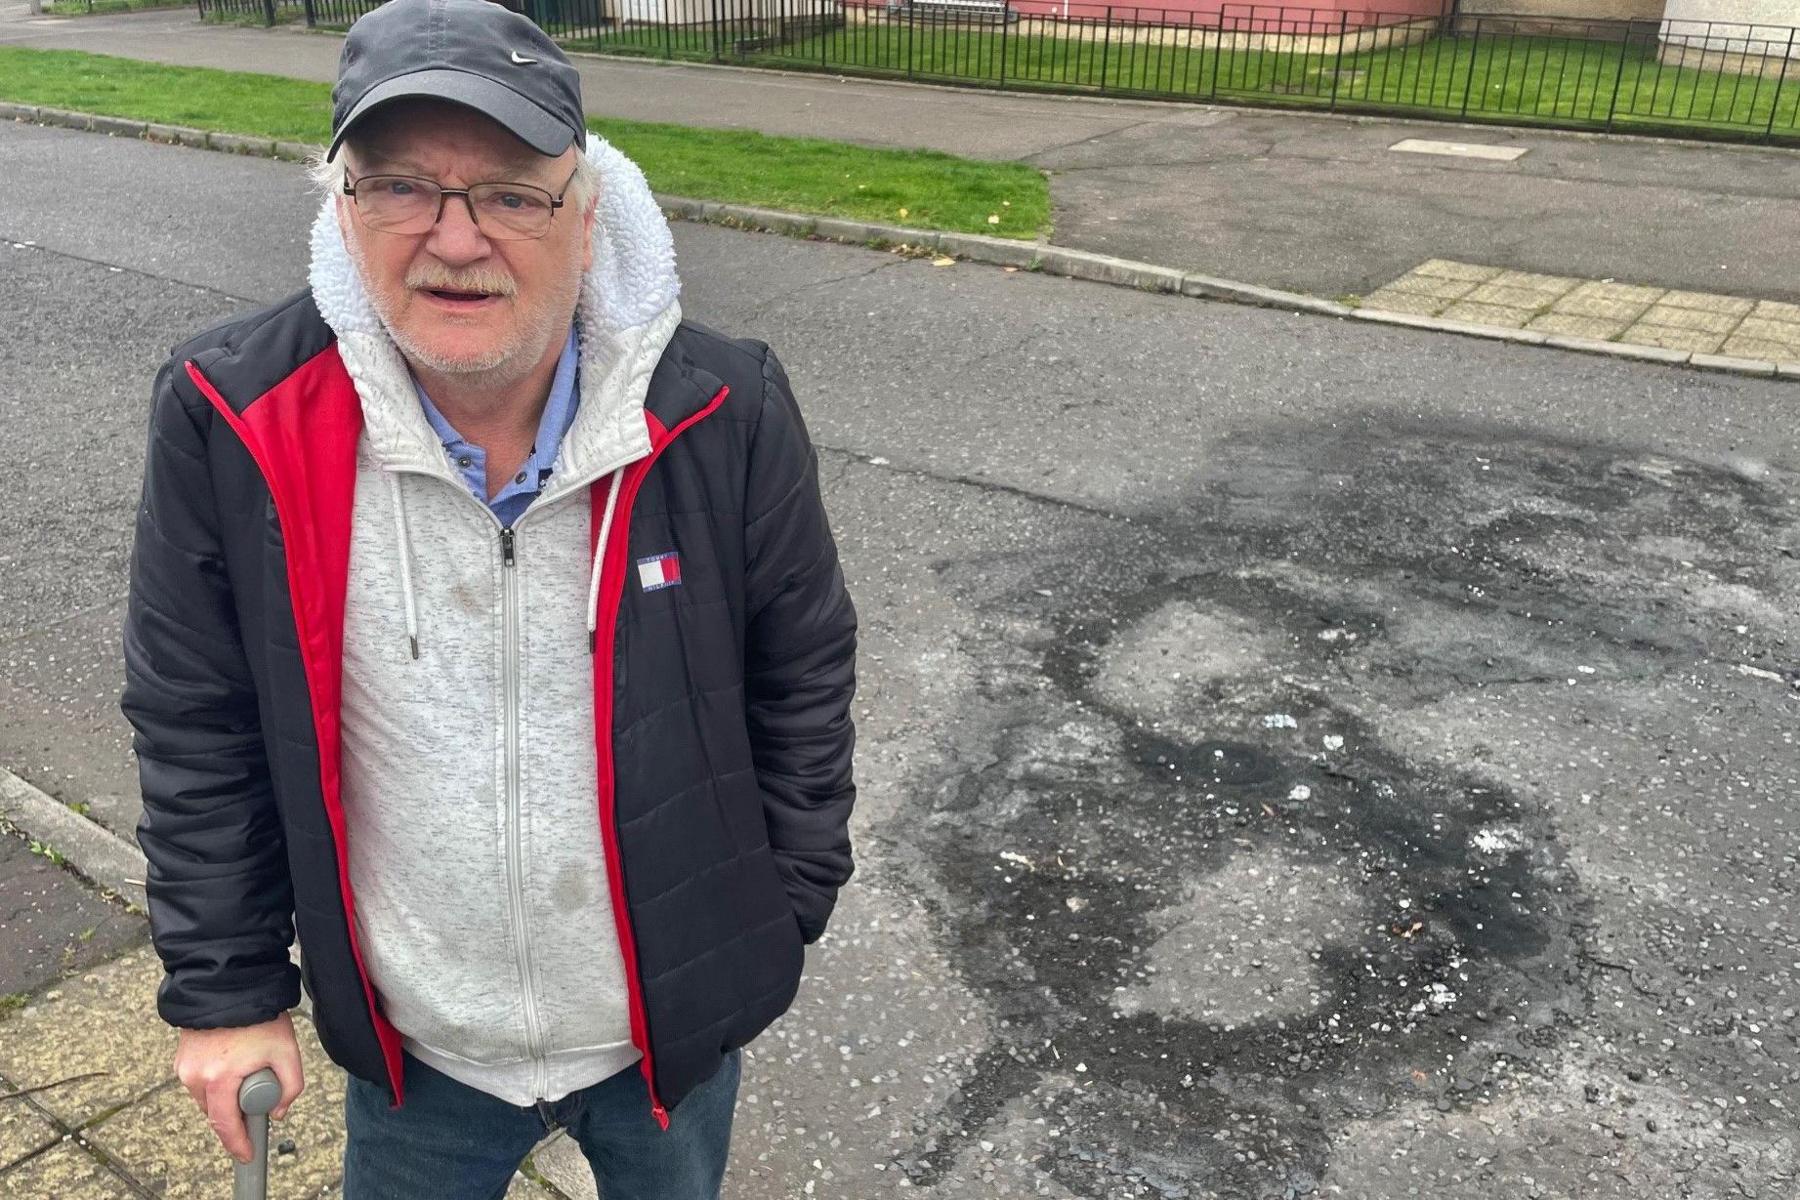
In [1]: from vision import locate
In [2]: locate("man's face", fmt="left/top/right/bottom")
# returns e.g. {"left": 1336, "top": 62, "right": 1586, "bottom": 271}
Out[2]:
{"left": 334, "top": 99, "right": 595, "bottom": 386}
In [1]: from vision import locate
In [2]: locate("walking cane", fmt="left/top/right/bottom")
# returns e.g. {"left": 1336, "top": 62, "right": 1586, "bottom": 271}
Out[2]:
{"left": 234, "top": 1067, "right": 282, "bottom": 1200}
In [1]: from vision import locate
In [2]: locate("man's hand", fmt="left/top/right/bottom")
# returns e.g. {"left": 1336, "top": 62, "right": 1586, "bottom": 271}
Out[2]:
{"left": 174, "top": 1012, "right": 305, "bottom": 1164}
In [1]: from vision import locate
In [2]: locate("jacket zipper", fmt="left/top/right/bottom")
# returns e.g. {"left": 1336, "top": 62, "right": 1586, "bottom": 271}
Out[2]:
{"left": 589, "top": 384, "right": 732, "bottom": 1133}
{"left": 498, "top": 525, "right": 550, "bottom": 1102}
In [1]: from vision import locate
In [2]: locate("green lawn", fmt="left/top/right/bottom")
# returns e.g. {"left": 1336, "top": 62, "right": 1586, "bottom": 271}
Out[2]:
{"left": 570, "top": 20, "right": 1800, "bottom": 140}
{"left": 0, "top": 46, "right": 1050, "bottom": 238}
{"left": 43, "top": 0, "right": 195, "bottom": 13}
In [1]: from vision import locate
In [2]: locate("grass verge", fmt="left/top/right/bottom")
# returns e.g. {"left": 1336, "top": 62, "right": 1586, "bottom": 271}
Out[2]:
{"left": 0, "top": 46, "right": 1050, "bottom": 238}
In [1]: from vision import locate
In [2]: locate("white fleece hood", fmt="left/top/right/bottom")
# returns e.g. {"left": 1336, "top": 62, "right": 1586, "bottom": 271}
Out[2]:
{"left": 308, "top": 130, "right": 684, "bottom": 486}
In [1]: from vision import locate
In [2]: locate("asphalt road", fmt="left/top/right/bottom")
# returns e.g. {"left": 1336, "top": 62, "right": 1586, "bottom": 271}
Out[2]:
{"left": 5, "top": 3, "right": 1800, "bottom": 301}
{"left": 4, "top": 119, "right": 1799, "bottom": 1198}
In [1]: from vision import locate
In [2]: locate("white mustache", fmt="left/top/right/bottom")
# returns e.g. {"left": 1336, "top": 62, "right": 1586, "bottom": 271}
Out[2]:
{"left": 408, "top": 270, "right": 517, "bottom": 297}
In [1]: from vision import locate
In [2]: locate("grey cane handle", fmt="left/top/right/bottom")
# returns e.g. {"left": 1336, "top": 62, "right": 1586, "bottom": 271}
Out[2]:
{"left": 234, "top": 1067, "right": 281, "bottom": 1200}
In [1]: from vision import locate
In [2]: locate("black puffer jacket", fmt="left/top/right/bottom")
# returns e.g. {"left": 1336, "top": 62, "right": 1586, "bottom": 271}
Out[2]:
{"left": 121, "top": 289, "right": 857, "bottom": 1120}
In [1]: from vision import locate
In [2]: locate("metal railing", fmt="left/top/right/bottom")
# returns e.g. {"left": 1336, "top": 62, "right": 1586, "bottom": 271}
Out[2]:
{"left": 196, "top": 0, "right": 1800, "bottom": 144}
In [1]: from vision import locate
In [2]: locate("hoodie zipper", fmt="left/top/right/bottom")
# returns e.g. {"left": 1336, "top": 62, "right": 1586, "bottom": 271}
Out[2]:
{"left": 497, "top": 524, "right": 549, "bottom": 1102}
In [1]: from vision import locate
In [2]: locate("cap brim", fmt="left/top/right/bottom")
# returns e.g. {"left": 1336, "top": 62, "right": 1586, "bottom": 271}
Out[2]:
{"left": 328, "top": 68, "right": 576, "bottom": 161}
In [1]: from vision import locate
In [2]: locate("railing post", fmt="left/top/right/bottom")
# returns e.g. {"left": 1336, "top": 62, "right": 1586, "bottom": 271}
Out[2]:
{"left": 302, "top": 0, "right": 315, "bottom": 27}
{"left": 906, "top": 0, "right": 914, "bottom": 79}
{"left": 261, "top": 0, "right": 275, "bottom": 25}
{"left": 710, "top": 0, "right": 720, "bottom": 62}
{"left": 1603, "top": 19, "right": 1634, "bottom": 131}
{"left": 1100, "top": 5, "right": 1112, "bottom": 92}
{"left": 998, "top": 1, "right": 1008, "bottom": 88}
{"left": 1767, "top": 27, "right": 1796, "bottom": 140}
{"left": 1460, "top": 14, "right": 1480, "bottom": 116}
{"left": 1207, "top": 7, "right": 1222, "bottom": 99}
{"left": 1328, "top": 10, "right": 1347, "bottom": 111}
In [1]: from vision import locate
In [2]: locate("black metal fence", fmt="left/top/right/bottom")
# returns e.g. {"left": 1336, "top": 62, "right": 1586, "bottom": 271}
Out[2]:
{"left": 196, "top": 0, "right": 1800, "bottom": 144}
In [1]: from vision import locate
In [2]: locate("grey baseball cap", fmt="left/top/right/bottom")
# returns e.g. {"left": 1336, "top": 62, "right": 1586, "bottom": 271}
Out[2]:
{"left": 328, "top": 0, "right": 586, "bottom": 162}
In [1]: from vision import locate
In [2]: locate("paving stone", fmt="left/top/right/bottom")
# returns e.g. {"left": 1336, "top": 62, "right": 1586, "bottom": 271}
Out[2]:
{"left": 1383, "top": 272, "right": 1480, "bottom": 302}
{"left": 1622, "top": 323, "right": 1726, "bottom": 354}
{"left": 508, "top": 1171, "right": 563, "bottom": 1198}
{"left": 1751, "top": 298, "right": 1800, "bottom": 323}
{"left": 1634, "top": 304, "right": 1741, "bottom": 335}
{"left": 532, "top": 1131, "right": 598, "bottom": 1200}
{"left": 1730, "top": 317, "right": 1800, "bottom": 349}
{"left": 1488, "top": 269, "right": 1581, "bottom": 295}
{"left": 1439, "top": 300, "right": 1533, "bottom": 327}
{"left": 1465, "top": 282, "right": 1566, "bottom": 309}
{"left": 1526, "top": 311, "right": 1630, "bottom": 339}
{"left": 1563, "top": 280, "right": 1664, "bottom": 305}
{"left": 1360, "top": 288, "right": 1446, "bottom": 316}
{"left": 1659, "top": 289, "right": 1756, "bottom": 316}
{"left": 0, "top": 1083, "right": 59, "bottom": 1170}
{"left": 1411, "top": 258, "right": 1503, "bottom": 283}
{"left": 0, "top": 947, "right": 173, "bottom": 1126}
{"left": 0, "top": 1141, "right": 131, "bottom": 1198}
{"left": 1721, "top": 335, "right": 1800, "bottom": 362}
{"left": 1549, "top": 290, "right": 1656, "bottom": 322}
{"left": 87, "top": 1013, "right": 347, "bottom": 1199}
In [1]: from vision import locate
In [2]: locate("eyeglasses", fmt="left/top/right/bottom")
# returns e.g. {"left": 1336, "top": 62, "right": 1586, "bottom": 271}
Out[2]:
{"left": 343, "top": 163, "right": 581, "bottom": 241}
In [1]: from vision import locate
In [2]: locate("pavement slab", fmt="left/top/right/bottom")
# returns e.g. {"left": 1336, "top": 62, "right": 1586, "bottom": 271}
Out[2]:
{"left": 1636, "top": 303, "right": 1741, "bottom": 334}
{"left": 1624, "top": 323, "right": 1727, "bottom": 354}
{"left": 1525, "top": 311, "right": 1633, "bottom": 339}
{"left": 1439, "top": 299, "right": 1529, "bottom": 326}
{"left": 0, "top": 1096, "right": 59, "bottom": 1171}
{"left": 0, "top": 946, "right": 173, "bottom": 1127}
{"left": 1367, "top": 259, "right": 1800, "bottom": 370}
{"left": 0, "top": 1139, "right": 138, "bottom": 1198}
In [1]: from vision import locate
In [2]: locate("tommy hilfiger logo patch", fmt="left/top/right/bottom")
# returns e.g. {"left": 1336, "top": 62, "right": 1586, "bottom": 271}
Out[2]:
{"left": 636, "top": 551, "right": 682, "bottom": 592}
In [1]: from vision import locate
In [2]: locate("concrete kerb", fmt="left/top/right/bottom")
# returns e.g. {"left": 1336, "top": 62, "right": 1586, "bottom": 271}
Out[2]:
{"left": 0, "top": 766, "right": 147, "bottom": 908}
{"left": 1, "top": 103, "right": 1795, "bottom": 385}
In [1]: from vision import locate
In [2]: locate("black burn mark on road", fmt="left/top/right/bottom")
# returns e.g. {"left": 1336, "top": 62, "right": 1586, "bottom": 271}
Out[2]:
{"left": 893, "top": 425, "right": 1798, "bottom": 1197}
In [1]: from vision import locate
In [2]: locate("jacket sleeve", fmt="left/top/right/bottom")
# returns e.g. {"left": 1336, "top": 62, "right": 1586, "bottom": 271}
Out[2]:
{"left": 742, "top": 346, "right": 859, "bottom": 945}
{"left": 120, "top": 357, "right": 301, "bottom": 1029}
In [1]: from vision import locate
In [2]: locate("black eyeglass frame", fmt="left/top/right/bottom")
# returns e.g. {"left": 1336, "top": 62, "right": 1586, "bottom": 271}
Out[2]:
{"left": 341, "top": 162, "right": 583, "bottom": 240}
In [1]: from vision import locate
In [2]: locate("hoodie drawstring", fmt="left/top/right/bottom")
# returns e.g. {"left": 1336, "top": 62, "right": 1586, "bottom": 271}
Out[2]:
{"left": 386, "top": 471, "right": 421, "bottom": 660}
{"left": 587, "top": 469, "right": 623, "bottom": 655}
{"left": 389, "top": 465, "right": 624, "bottom": 660}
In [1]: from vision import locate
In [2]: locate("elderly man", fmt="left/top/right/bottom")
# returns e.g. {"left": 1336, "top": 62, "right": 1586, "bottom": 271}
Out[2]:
{"left": 119, "top": 0, "right": 858, "bottom": 1194}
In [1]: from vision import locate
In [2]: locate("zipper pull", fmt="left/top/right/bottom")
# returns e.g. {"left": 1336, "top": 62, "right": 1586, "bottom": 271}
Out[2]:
{"left": 652, "top": 1102, "right": 670, "bottom": 1131}
{"left": 500, "top": 528, "right": 516, "bottom": 567}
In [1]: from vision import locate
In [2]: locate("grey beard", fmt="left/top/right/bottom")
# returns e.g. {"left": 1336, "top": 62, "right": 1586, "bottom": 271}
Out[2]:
{"left": 348, "top": 230, "right": 579, "bottom": 390}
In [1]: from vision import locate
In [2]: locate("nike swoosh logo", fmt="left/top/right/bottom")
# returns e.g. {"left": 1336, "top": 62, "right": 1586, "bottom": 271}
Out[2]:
{"left": 510, "top": 50, "right": 538, "bottom": 64}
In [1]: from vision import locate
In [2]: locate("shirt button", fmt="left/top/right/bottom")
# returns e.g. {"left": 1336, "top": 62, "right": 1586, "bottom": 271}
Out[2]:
{"left": 514, "top": 471, "right": 527, "bottom": 484}
{"left": 456, "top": 456, "right": 473, "bottom": 469}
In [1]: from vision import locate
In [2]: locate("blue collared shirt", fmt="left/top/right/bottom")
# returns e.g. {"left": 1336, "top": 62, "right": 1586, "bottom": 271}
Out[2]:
{"left": 411, "top": 325, "right": 581, "bottom": 529}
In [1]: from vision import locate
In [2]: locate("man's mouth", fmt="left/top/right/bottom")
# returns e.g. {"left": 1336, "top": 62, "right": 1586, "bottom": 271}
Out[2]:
{"left": 421, "top": 287, "right": 502, "bottom": 308}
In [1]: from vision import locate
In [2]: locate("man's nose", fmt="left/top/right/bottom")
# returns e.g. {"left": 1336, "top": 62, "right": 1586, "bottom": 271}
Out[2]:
{"left": 424, "top": 192, "right": 491, "bottom": 263}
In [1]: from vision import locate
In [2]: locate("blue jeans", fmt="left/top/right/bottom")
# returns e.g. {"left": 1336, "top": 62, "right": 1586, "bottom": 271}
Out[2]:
{"left": 342, "top": 1048, "right": 741, "bottom": 1199}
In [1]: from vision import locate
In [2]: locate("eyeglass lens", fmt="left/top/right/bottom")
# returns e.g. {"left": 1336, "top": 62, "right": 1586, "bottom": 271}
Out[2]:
{"left": 354, "top": 176, "right": 555, "bottom": 239}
